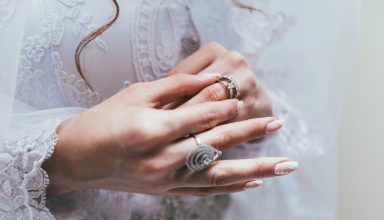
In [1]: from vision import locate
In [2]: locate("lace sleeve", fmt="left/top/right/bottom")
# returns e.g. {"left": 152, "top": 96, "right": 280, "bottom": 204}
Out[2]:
{"left": 0, "top": 127, "right": 58, "bottom": 219}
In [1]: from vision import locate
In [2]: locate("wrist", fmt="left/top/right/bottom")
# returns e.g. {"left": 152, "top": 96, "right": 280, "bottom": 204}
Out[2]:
{"left": 42, "top": 119, "right": 79, "bottom": 195}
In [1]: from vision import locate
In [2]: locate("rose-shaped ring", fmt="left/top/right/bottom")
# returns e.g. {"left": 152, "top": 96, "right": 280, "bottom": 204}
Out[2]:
{"left": 185, "top": 134, "right": 222, "bottom": 172}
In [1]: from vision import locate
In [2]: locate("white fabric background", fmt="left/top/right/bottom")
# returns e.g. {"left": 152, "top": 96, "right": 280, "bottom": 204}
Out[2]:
{"left": 339, "top": 0, "right": 384, "bottom": 219}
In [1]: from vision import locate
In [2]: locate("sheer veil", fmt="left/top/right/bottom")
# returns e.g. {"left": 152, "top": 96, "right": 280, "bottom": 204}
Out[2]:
{"left": 0, "top": 0, "right": 26, "bottom": 136}
{"left": 190, "top": 0, "right": 360, "bottom": 219}
{"left": 1, "top": 1, "right": 84, "bottom": 218}
{"left": 1, "top": 1, "right": 85, "bottom": 137}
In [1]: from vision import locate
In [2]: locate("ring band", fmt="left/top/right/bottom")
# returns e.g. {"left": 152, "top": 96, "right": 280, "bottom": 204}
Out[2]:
{"left": 217, "top": 75, "right": 241, "bottom": 99}
{"left": 185, "top": 134, "right": 222, "bottom": 172}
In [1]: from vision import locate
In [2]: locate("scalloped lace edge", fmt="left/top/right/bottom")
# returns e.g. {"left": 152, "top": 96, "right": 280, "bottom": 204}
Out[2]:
{"left": 39, "top": 131, "right": 58, "bottom": 219}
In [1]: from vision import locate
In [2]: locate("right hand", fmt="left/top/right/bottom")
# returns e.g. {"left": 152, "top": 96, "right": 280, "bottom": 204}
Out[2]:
{"left": 43, "top": 73, "right": 298, "bottom": 197}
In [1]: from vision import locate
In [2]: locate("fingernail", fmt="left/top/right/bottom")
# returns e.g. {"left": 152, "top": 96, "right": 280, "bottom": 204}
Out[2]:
{"left": 202, "top": 72, "right": 222, "bottom": 78}
{"left": 243, "top": 180, "right": 263, "bottom": 190}
{"left": 237, "top": 101, "right": 244, "bottom": 112}
{"left": 274, "top": 161, "right": 299, "bottom": 176}
{"left": 265, "top": 120, "right": 283, "bottom": 134}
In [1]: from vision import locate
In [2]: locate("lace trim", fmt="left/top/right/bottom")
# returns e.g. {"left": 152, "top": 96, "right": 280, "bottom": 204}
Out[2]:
{"left": 0, "top": 130, "right": 58, "bottom": 219}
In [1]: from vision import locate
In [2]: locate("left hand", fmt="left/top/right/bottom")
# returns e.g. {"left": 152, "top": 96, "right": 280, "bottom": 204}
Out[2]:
{"left": 167, "top": 42, "right": 274, "bottom": 124}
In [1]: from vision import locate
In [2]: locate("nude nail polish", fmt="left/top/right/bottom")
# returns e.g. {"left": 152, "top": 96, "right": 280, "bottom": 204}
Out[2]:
{"left": 266, "top": 120, "right": 283, "bottom": 134}
{"left": 274, "top": 161, "right": 299, "bottom": 176}
{"left": 243, "top": 180, "right": 263, "bottom": 190}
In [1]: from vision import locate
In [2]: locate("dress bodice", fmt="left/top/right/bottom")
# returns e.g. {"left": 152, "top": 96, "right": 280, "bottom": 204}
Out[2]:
{"left": 17, "top": 0, "right": 287, "bottom": 110}
{"left": 17, "top": 0, "right": 201, "bottom": 109}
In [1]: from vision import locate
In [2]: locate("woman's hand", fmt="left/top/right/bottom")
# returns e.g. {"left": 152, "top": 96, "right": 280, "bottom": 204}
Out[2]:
{"left": 43, "top": 73, "right": 297, "bottom": 197}
{"left": 168, "top": 42, "right": 275, "bottom": 125}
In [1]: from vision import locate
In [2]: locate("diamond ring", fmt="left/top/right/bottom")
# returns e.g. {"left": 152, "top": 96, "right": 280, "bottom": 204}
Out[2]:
{"left": 218, "top": 75, "right": 240, "bottom": 99}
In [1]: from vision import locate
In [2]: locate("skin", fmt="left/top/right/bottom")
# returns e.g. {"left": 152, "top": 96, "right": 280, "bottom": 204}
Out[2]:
{"left": 43, "top": 43, "right": 294, "bottom": 197}
{"left": 168, "top": 42, "right": 273, "bottom": 121}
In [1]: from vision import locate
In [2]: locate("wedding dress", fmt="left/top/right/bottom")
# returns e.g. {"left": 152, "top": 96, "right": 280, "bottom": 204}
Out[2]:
{"left": 0, "top": 0, "right": 360, "bottom": 219}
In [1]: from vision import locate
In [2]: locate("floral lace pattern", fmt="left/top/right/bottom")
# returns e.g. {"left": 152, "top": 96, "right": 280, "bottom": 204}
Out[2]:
{"left": 15, "top": 0, "right": 104, "bottom": 109}
{"left": 0, "top": 130, "right": 57, "bottom": 219}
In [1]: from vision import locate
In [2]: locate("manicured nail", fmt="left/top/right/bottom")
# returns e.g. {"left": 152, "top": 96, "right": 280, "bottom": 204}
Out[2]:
{"left": 274, "top": 161, "right": 299, "bottom": 176}
{"left": 237, "top": 101, "right": 244, "bottom": 112}
{"left": 202, "top": 72, "right": 222, "bottom": 78}
{"left": 265, "top": 120, "right": 283, "bottom": 134}
{"left": 243, "top": 180, "right": 263, "bottom": 190}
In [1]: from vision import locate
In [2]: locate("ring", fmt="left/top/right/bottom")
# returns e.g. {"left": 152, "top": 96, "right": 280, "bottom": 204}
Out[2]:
{"left": 217, "top": 75, "right": 241, "bottom": 99}
{"left": 185, "top": 134, "right": 222, "bottom": 172}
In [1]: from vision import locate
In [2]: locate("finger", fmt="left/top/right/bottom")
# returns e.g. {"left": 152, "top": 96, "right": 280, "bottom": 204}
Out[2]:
{"left": 179, "top": 52, "right": 253, "bottom": 108}
{"left": 166, "top": 117, "right": 282, "bottom": 168}
{"left": 167, "top": 42, "right": 227, "bottom": 76}
{"left": 173, "top": 158, "right": 298, "bottom": 188}
{"left": 167, "top": 99, "right": 241, "bottom": 139}
{"left": 166, "top": 179, "right": 263, "bottom": 197}
{"left": 145, "top": 73, "right": 218, "bottom": 108}
{"left": 198, "top": 117, "right": 281, "bottom": 151}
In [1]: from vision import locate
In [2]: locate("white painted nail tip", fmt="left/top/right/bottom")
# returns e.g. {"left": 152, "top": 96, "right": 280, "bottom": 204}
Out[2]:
{"left": 274, "top": 161, "right": 299, "bottom": 176}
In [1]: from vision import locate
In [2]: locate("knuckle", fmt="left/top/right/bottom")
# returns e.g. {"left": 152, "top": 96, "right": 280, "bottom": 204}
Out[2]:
{"left": 221, "top": 100, "right": 238, "bottom": 119}
{"left": 169, "top": 74, "right": 193, "bottom": 96}
{"left": 139, "top": 159, "right": 176, "bottom": 180}
{"left": 168, "top": 74, "right": 184, "bottom": 88}
{"left": 125, "top": 82, "right": 145, "bottom": 94}
{"left": 151, "top": 125, "right": 169, "bottom": 142}
{"left": 167, "top": 66, "right": 181, "bottom": 75}
{"left": 227, "top": 50, "right": 248, "bottom": 66}
{"left": 202, "top": 84, "right": 225, "bottom": 101}
{"left": 206, "top": 42, "right": 226, "bottom": 54}
{"left": 243, "top": 73, "right": 258, "bottom": 89}
{"left": 210, "top": 133, "right": 231, "bottom": 150}
{"left": 253, "top": 160, "right": 270, "bottom": 178}
{"left": 132, "top": 119, "right": 169, "bottom": 143}
{"left": 246, "top": 71, "right": 256, "bottom": 81}
{"left": 138, "top": 160, "right": 163, "bottom": 175}
{"left": 210, "top": 167, "right": 231, "bottom": 186}
{"left": 129, "top": 122, "right": 148, "bottom": 138}
{"left": 201, "top": 108, "right": 220, "bottom": 129}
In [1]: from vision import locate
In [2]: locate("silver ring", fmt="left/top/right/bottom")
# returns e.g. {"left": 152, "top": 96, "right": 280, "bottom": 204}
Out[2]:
{"left": 185, "top": 134, "right": 222, "bottom": 172}
{"left": 218, "top": 75, "right": 241, "bottom": 99}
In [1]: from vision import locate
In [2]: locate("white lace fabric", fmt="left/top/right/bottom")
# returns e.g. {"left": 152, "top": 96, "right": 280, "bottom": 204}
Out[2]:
{"left": 0, "top": 0, "right": 360, "bottom": 219}
{"left": 0, "top": 129, "right": 57, "bottom": 219}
